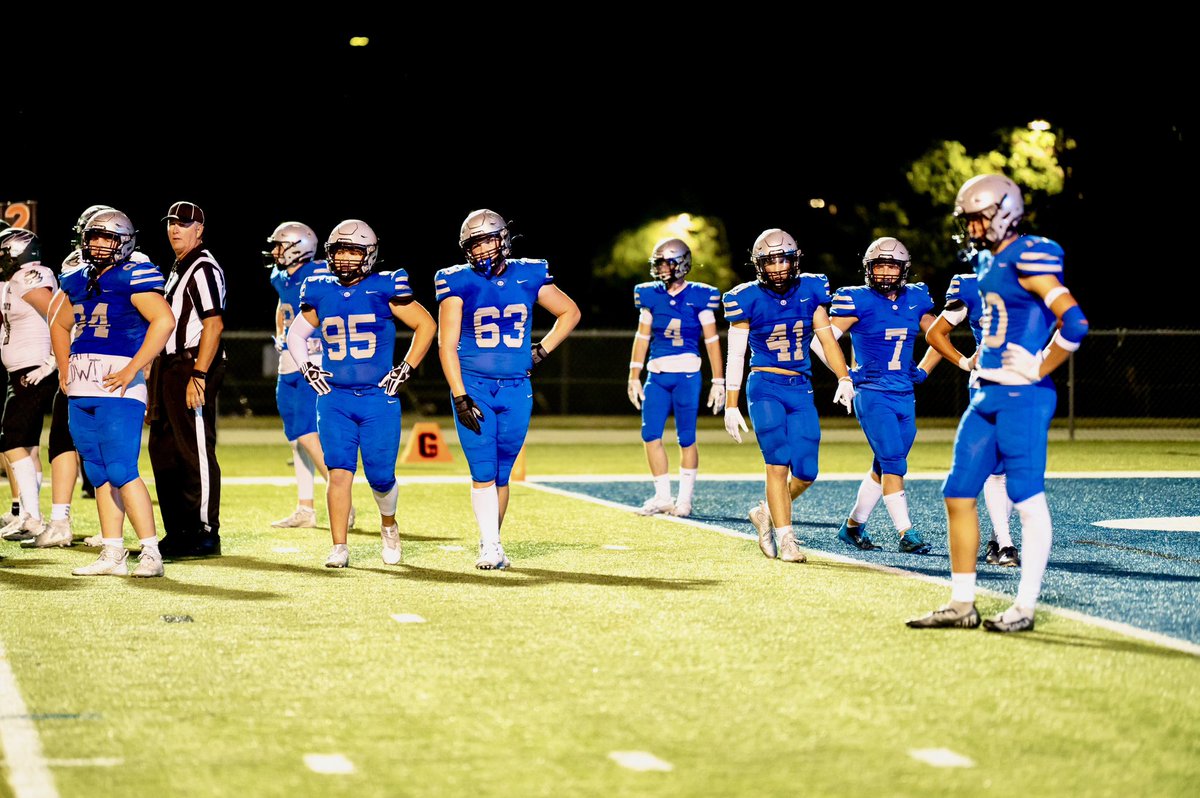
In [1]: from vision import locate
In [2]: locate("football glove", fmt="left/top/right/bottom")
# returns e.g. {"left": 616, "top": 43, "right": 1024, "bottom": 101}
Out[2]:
{"left": 299, "top": 362, "right": 333, "bottom": 395}
{"left": 833, "top": 377, "right": 855, "bottom": 414}
{"left": 453, "top": 394, "right": 484, "bottom": 434}
{"left": 627, "top": 378, "right": 644, "bottom": 410}
{"left": 724, "top": 406, "right": 748, "bottom": 443}
{"left": 378, "top": 362, "right": 412, "bottom": 397}
{"left": 707, "top": 378, "right": 726, "bottom": 415}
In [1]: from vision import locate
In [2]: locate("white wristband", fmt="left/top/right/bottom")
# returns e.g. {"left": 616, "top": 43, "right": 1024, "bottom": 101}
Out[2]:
{"left": 711, "top": 377, "right": 725, "bottom": 385}
{"left": 704, "top": 335, "right": 720, "bottom": 344}
{"left": 1050, "top": 329, "right": 1081, "bottom": 352}
{"left": 629, "top": 361, "right": 644, "bottom": 369}
{"left": 1043, "top": 286, "right": 1070, "bottom": 308}
{"left": 957, "top": 355, "right": 972, "bottom": 372}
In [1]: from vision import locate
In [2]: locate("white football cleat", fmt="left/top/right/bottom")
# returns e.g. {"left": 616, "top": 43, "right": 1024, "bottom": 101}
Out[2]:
{"left": 670, "top": 499, "right": 692, "bottom": 518}
{"left": 83, "top": 533, "right": 105, "bottom": 548}
{"left": 636, "top": 496, "right": 675, "bottom": 516}
{"left": 777, "top": 529, "right": 807, "bottom": 564}
{"left": 28, "top": 518, "right": 73, "bottom": 548}
{"left": 72, "top": 546, "right": 129, "bottom": 576}
{"left": 1, "top": 514, "right": 41, "bottom": 542}
{"left": 131, "top": 548, "right": 165, "bottom": 578}
{"left": 749, "top": 501, "right": 776, "bottom": 559}
{"left": 271, "top": 506, "right": 317, "bottom": 528}
{"left": 325, "top": 545, "right": 349, "bottom": 569}
{"left": 381, "top": 524, "right": 403, "bottom": 565}
{"left": 475, "top": 542, "right": 511, "bottom": 570}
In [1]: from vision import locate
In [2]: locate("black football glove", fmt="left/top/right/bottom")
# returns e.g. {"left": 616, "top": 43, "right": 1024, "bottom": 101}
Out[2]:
{"left": 453, "top": 393, "right": 484, "bottom": 434}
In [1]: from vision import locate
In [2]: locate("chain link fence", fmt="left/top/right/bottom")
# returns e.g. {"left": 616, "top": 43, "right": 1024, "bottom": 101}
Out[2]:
{"left": 217, "top": 329, "right": 1199, "bottom": 437}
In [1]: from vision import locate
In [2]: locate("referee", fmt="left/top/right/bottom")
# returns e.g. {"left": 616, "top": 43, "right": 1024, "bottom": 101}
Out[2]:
{"left": 149, "top": 201, "right": 226, "bottom": 558}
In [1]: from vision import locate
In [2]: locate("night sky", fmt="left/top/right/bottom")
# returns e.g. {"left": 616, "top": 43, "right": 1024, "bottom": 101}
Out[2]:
{"left": 9, "top": 20, "right": 1186, "bottom": 332}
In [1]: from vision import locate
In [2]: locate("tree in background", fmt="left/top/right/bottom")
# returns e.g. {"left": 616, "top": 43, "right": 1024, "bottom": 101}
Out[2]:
{"left": 834, "top": 124, "right": 1072, "bottom": 294}
{"left": 595, "top": 213, "right": 736, "bottom": 292}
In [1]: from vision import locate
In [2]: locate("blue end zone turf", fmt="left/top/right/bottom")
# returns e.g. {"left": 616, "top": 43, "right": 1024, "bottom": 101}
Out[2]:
{"left": 542, "top": 477, "right": 1200, "bottom": 645}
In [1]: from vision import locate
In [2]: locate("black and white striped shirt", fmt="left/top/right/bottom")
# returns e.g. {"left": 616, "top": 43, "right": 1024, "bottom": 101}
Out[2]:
{"left": 163, "top": 247, "right": 226, "bottom": 355}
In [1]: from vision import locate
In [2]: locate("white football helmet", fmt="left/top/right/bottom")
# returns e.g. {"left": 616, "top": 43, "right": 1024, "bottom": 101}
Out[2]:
{"left": 0, "top": 228, "right": 41, "bottom": 281}
{"left": 863, "top": 236, "right": 911, "bottom": 293}
{"left": 81, "top": 209, "right": 137, "bottom": 267}
{"left": 649, "top": 238, "right": 692, "bottom": 285}
{"left": 264, "top": 222, "right": 319, "bottom": 269}
{"left": 459, "top": 209, "right": 511, "bottom": 277}
{"left": 751, "top": 228, "right": 802, "bottom": 290}
{"left": 953, "top": 174, "right": 1024, "bottom": 248}
{"left": 326, "top": 219, "right": 378, "bottom": 284}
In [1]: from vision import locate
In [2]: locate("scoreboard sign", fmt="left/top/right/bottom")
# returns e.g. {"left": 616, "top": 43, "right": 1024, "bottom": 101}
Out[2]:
{"left": 1, "top": 200, "right": 37, "bottom": 233}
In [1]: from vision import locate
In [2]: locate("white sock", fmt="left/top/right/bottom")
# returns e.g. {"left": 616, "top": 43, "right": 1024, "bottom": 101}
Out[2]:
{"left": 951, "top": 572, "right": 976, "bottom": 603}
{"left": 372, "top": 481, "right": 399, "bottom": 516}
{"left": 51, "top": 504, "right": 70, "bottom": 521}
{"left": 293, "top": 442, "right": 315, "bottom": 502}
{"left": 471, "top": 485, "right": 501, "bottom": 547}
{"left": 776, "top": 524, "right": 794, "bottom": 544}
{"left": 1014, "top": 493, "right": 1053, "bottom": 609}
{"left": 677, "top": 468, "right": 698, "bottom": 504}
{"left": 332, "top": 542, "right": 348, "bottom": 554}
{"left": 983, "top": 473, "right": 1013, "bottom": 547}
{"left": 849, "top": 473, "right": 883, "bottom": 525}
{"left": 12, "top": 457, "right": 41, "bottom": 520}
{"left": 882, "top": 490, "right": 912, "bottom": 534}
{"left": 653, "top": 474, "right": 671, "bottom": 502}
{"left": 139, "top": 536, "right": 160, "bottom": 552}
{"left": 102, "top": 537, "right": 123, "bottom": 550}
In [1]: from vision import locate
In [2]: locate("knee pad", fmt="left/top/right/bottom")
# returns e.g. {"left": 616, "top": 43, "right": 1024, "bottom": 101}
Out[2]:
{"left": 1004, "top": 470, "right": 1046, "bottom": 505}
{"left": 105, "top": 462, "right": 140, "bottom": 489}
{"left": 877, "top": 456, "right": 908, "bottom": 477}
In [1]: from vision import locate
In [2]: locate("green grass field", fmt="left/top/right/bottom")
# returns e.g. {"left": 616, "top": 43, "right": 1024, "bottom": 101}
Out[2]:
{"left": 2, "top": 420, "right": 1199, "bottom": 797}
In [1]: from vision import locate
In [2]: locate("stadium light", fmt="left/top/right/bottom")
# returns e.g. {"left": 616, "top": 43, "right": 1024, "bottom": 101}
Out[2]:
{"left": 1028, "top": 119, "right": 1051, "bottom": 131}
{"left": 349, "top": 36, "right": 370, "bottom": 47}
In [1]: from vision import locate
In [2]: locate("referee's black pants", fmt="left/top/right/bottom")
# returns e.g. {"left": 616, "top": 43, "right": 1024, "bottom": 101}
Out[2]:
{"left": 148, "top": 352, "right": 224, "bottom": 543}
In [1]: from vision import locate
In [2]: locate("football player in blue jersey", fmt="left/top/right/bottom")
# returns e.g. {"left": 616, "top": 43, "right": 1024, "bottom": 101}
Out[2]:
{"left": 722, "top": 228, "right": 853, "bottom": 563}
{"left": 909, "top": 174, "right": 1089, "bottom": 633}
{"left": 627, "top": 238, "right": 724, "bottom": 518}
{"left": 263, "top": 221, "right": 344, "bottom": 530}
{"left": 436, "top": 209, "right": 580, "bottom": 570}
{"left": 819, "top": 237, "right": 941, "bottom": 554}
{"left": 49, "top": 209, "right": 176, "bottom": 577}
{"left": 927, "top": 271, "right": 1020, "bottom": 567}
{"left": 286, "top": 219, "right": 436, "bottom": 569}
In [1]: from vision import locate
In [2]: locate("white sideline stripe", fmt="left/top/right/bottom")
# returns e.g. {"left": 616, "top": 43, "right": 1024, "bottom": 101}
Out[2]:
{"left": 525, "top": 471, "right": 1200, "bottom": 483}
{"left": 524, "top": 483, "right": 1200, "bottom": 658}
{"left": 603, "top": 544, "right": 632, "bottom": 550}
{"left": 390, "top": 614, "right": 427, "bottom": 624}
{"left": 45, "top": 758, "right": 123, "bottom": 768}
{"left": 608, "top": 750, "right": 673, "bottom": 772}
{"left": 0, "top": 640, "right": 58, "bottom": 797}
{"left": 304, "top": 753, "right": 355, "bottom": 774}
{"left": 172, "top": 471, "right": 1200, "bottom": 488}
{"left": 1092, "top": 517, "right": 1200, "bottom": 532}
{"left": 909, "top": 748, "right": 975, "bottom": 768}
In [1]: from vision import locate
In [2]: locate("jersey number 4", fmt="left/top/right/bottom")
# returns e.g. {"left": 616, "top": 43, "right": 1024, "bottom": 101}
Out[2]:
{"left": 473, "top": 304, "right": 527, "bottom": 348}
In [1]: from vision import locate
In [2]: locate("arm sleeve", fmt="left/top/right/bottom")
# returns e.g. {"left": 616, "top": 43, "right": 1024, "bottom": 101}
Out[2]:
{"left": 725, "top": 325, "right": 749, "bottom": 391}
{"left": 287, "top": 314, "right": 318, "bottom": 369}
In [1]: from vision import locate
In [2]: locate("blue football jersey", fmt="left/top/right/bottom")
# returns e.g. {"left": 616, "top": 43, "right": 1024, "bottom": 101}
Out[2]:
{"left": 722, "top": 274, "right": 831, "bottom": 376}
{"left": 976, "top": 235, "right": 1062, "bottom": 371}
{"left": 60, "top": 260, "right": 166, "bottom": 358}
{"left": 945, "top": 272, "right": 984, "bottom": 346}
{"left": 831, "top": 283, "right": 934, "bottom": 392}
{"left": 435, "top": 258, "right": 553, "bottom": 379}
{"left": 271, "top": 259, "right": 330, "bottom": 334}
{"left": 299, "top": 270, "right": 412, "bottom": 387}
{"left": 633, "top": 281, "right": 721, "bottom": 360}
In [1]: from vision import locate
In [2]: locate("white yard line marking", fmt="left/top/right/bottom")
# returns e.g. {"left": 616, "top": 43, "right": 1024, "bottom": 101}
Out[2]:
{"left": 44, "top": 758, "right": 123, "bottom": 768}
{"left": 0, "top": 640, "right": 58, "bottom": 797}
{"left": 304, "top": 753, "right": 355, "bottom": 774}
{"left": 1093, "top": 517, "right": 1200, "bottom": 532}
{"left": 390, "top": 614, "right": 427, "bottom": 624}
{"left": 608, "top": 750, "right": 673, "bottom": 772}
{"left": 525, "top": 482, "right": 1200, "bottom": 658}
{"left": 909, "top": 748, "right": 975, "bottom": 768}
